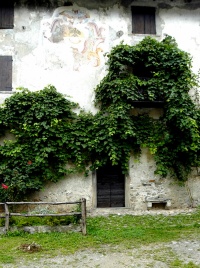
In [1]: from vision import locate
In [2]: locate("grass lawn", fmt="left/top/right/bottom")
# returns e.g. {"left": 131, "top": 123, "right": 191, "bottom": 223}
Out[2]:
{"left": 0, "top": 209, "right": 200, "bottom": 267}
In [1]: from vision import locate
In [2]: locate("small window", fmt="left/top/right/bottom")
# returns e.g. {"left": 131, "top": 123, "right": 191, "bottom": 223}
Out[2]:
{"left": 0, "top": 0, "right": 14, "bottom": 29}
{"left": 132, "top": 6, "right": 156, "bottom": 34}
{"left": 0, "top": 56, "right": 12, "bottom": 91}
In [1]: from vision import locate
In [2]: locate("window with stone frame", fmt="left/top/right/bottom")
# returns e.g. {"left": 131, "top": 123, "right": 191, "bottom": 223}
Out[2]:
{"left": 0, "top": 0, "right": 14, "bottom": 29}
{"left": 132, "top": 6, "right": 156, "bottom": 34}
{"left": 0, "top": 56, "right": 12, "bottom": 91}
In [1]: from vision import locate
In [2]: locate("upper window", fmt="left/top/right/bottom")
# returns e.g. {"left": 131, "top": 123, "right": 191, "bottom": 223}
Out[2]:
{"left": 0, "top": 0, "right": 14, "bottom": 29}
{"left": 0, "top": 56, "right": 12, "bottom": 91}
{"left": 132, "top": 6, "right": 156, "bottom": 35}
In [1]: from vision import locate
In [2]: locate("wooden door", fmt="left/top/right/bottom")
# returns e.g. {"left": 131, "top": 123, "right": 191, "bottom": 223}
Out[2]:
{"left": 97, "top": 164, "right": 125, "bottom": 208}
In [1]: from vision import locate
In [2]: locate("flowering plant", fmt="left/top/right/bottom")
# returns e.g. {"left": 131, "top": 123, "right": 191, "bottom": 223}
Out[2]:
{"left": 1, "top": 183, "right": 8, "bottom": 189}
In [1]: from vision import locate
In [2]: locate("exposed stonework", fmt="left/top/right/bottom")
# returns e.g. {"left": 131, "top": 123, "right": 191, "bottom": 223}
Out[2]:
{"left": 1, "top": 0, "right": 200, "bottom": 210}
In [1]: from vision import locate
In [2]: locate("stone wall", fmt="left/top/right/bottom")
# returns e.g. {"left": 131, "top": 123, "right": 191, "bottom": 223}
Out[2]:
{"left": 1, "top": 0, "right": 200, "bottom": 210}
{"left": 128, "top": 149, "right": 200, "bottom": 210}
{"left": 32, "top": 148, "right": 200, "bottom": 211}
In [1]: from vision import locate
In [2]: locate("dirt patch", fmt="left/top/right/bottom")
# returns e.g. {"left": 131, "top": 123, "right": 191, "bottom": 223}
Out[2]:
{"left": 4, "top": 239, "right": 200, "bottom": 268}
{"left": 2, "top": 209, "right": 200, "bottom": 267}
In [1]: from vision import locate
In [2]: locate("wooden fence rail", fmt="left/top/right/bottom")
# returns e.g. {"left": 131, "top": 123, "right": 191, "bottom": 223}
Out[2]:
{"left": 0, "top": 198, "right": 86, "bottom": 235}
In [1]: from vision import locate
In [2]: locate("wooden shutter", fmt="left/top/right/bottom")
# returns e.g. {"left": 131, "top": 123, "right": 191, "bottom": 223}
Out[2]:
{"left": 0, "top": 0, "right": 14, "bottom": 29}
{"left": 0, "top": 56, "right": 12, "bottom": 91}
{"left": 132, "top": 6, "right": 156, "bottom": 34}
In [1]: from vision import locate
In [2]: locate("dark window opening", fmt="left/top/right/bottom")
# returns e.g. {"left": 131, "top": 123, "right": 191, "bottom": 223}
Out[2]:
{"left": 0, "top": 56, "right": 12, "bottom": 91}
{"left": 120, "top": 62, "right": 165, "bottom": 107}
{"left": 120, "top": 64, "right": 152, "bottom": 81}
{"left": 152, "top": 203, "right": 166, "bottom": 210}
{"left": 132, "top": 6, "right": 156, "bottom": 34}
{"left": 0, "top": 0, "right": 14, "bottom": 29}
{"left": 132, "top": 63, "right": 153, "bottom": 80}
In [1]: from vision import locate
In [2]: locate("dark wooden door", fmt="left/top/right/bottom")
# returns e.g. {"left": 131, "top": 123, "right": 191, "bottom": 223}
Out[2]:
{"left": 97, "top": 164, "right": 125, "bottom": 208}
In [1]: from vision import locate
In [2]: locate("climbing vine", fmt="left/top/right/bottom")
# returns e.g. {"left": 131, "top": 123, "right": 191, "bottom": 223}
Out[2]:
{"left": 0, "top": 36, "right": 200, "bottom": 202}
{"left": 95, "top": 36, "right": 200, "bottom": 178}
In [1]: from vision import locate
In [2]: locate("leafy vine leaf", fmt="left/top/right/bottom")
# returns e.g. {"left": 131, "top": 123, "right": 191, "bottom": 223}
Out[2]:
{"left": 0, "top": 36, "right": 200, "bottom": 201}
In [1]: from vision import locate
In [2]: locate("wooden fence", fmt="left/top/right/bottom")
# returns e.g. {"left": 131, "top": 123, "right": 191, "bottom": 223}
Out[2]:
{"left": 0, "top": 198, "right": 86, "bottom": 235}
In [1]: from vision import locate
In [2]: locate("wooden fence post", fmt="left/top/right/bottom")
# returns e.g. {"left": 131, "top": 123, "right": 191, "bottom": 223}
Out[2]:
{"left": 5, "top": 203, "right": 9, "bottom": 232}
{"left": 81, "top": 198, "right": 86, "bottom": 235}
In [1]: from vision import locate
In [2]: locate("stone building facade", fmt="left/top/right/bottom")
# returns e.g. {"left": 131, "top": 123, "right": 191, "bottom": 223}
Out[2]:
{"left": 0, "top": 0, "right": 200, "bottom": 210}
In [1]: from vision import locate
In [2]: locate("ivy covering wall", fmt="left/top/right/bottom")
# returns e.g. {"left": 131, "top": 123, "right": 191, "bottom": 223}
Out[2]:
{"left": 0, "top": 36, "right": 200, "bottom": 201}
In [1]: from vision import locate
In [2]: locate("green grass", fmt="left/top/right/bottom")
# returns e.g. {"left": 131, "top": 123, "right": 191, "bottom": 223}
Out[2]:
{"left": 0, "top": 209, "right": 200, "bottom": 266}
{"left": 171, "top": 259, "right": 200, "bottom": 268}
{"left": 0, "top": 215, "right": 80, "bottom": 227}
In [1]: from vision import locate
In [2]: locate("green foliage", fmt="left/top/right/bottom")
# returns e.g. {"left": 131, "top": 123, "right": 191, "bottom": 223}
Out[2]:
{"left": 0, "top": 211, "right": 200, "bottom": 265}
{"left": 0, "top": 215, "right": 80, "bottom": 227}
{"left": 0, "top": 37, "right": 200, "bottom": 201}
{"left": 95, "top": 36, "right": 200, "bottom": 181}
{"left": 0, "top": 85, "right": 87, "bottom": 201}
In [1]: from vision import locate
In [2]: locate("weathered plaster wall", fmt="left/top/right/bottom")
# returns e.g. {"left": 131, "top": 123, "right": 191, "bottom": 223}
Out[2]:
{"left": 31, "top": 171, "right": 94, "bottom": 210}
{"left": 1, "top": 0, "right": 200, "bottom": 210}
{"left": 1, "top": 0, "right": 200, "bottom": 106}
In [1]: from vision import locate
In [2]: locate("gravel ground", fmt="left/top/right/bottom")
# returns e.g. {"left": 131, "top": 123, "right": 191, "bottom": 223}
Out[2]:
{"left": 3, "top": 209, "right": 200, "bottom": 268}
{"left": 3, "top": 239, "right": 200, "bottom": 268}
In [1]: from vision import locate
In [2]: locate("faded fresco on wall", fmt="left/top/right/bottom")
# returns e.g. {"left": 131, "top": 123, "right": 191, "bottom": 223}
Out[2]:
{"left": 42, "top": 6, "right": 107, "bottom": 71}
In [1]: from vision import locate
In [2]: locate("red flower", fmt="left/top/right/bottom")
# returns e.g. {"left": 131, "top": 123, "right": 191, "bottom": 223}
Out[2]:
{"left": 27, "top": 160, "right": 32, "bottom": 165}
{"left": 2, "top": 183, "right": 8, "bottom": 189}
